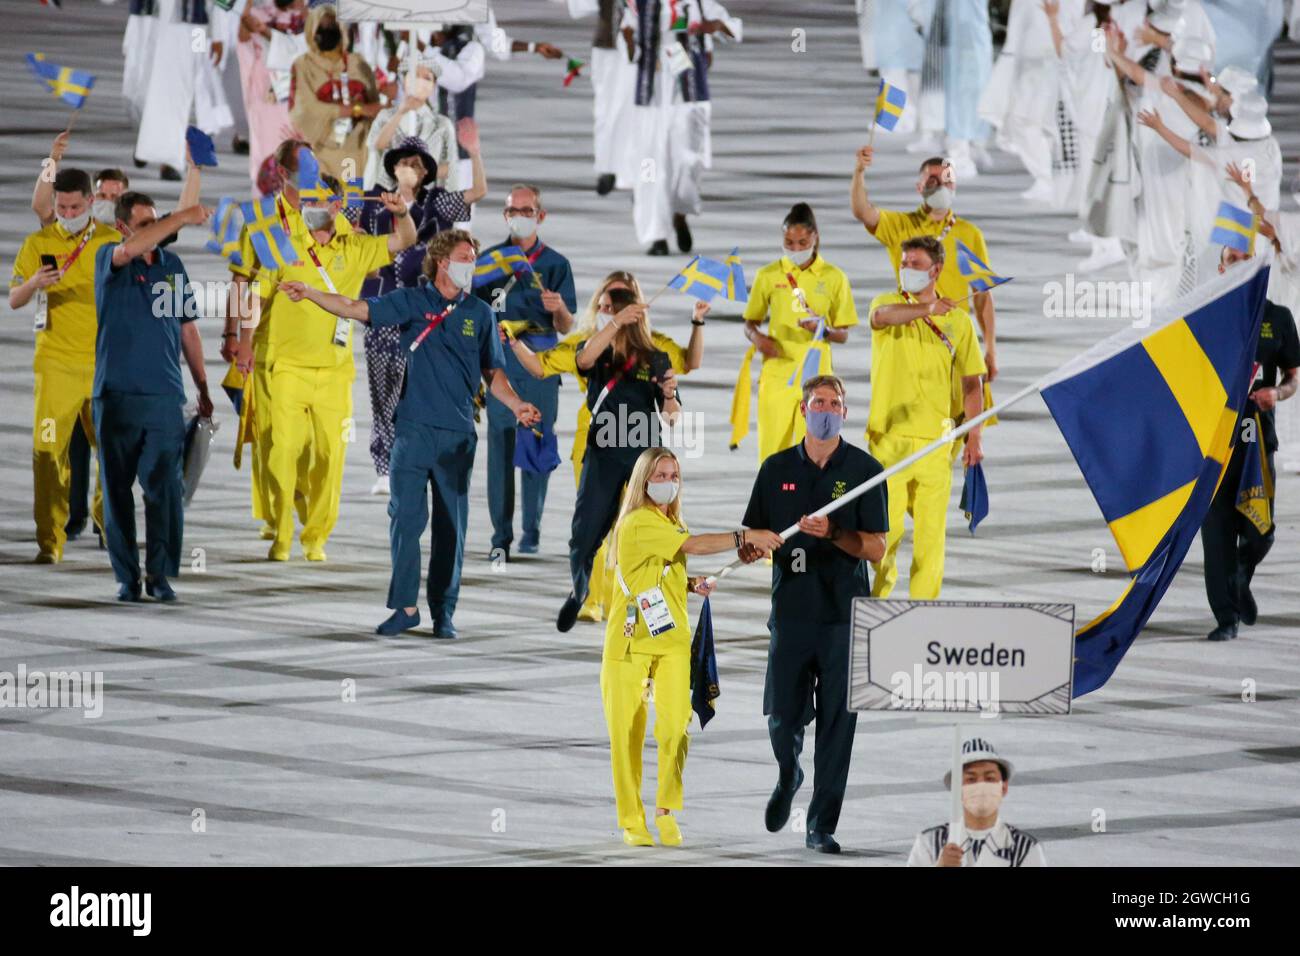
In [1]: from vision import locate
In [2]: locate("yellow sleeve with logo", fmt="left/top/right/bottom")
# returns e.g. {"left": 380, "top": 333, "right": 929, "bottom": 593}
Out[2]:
{"left": 951, "top": 308, "right": 988, "bottom": 379}
{"left": 355, "top": 233, "right": 394, "bottom": 277}
{"left": 873, "top": 207, "right": 905, "bottom": 248}
{"left": 622, "top": 510, "right": 689, "bottom": 563}
{"left": 742, "top": 267, "right": 773, "bottom": 324}
{"left": 827, "top": 268, "right": 860, "bottom": 329}
{"left": 539, "top": 334, "right": 580, "bottom": 377}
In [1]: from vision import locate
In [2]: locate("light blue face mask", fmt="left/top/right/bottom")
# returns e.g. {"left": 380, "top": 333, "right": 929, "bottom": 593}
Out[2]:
{"left": 805, "top": 409, "right": 844, "bottom": 441}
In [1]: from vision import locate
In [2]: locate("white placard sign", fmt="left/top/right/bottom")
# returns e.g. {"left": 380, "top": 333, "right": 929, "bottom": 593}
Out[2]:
{"left": 339, "top": 0, "right": 488, "bottom": 23}
{"left": 848, "top": 600, "right": 1075, "bottom": 715}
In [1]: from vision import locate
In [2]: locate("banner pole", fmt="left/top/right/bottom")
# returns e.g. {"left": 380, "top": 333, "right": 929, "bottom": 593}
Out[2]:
{"left": 705, "top": 378, "right": 1046, "bottom": 585}
{"left": 949, "top": 723, "right": 965, "bottom": 853}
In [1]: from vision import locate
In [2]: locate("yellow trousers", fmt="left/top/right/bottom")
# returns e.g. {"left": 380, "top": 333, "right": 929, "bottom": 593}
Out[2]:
{"left": 756, "top": 366, "right": 806, "bottom": 463}
{"left": 266, "top": 362, "right": 352, "bottom": 554}
{"left": 574, "top": 454, "right": 613, "bottom": 621}
{"left": 32, "top": 357, "right": 103, "bottom": 559}
{"left": 870, "top": 432, "right": 953, "bottom": 600}
{"left": 252, "top": 361, "right": 312, "bottom": 530}
{"left": 600, "top": 649, "right": 691, "bottom": 829}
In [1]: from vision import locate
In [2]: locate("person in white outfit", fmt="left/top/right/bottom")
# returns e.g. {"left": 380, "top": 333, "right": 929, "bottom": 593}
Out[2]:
{"left": 569, "top": 0, "right": 639, "bottom": 196}
{"left": 626, "top": 0, "right": 742, "bottom": 257}
{"left": 874, "top": 0, "right": 926, "bottom": 136}
{"left": 908, "top": 0, "right": 993, "bottom": 175}
{"left": 907, "top": 738, "right": 1047, "bottom": 867}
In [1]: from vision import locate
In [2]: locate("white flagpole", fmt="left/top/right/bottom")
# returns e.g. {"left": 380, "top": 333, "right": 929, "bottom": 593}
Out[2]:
{"left": 949, "top": 724, "right": 965, "bottom": 852}
{"left": 704, "top": 378, "right": 1046, "bottom": 586}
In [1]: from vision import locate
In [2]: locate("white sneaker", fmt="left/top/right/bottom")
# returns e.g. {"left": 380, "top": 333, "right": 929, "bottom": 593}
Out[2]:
{"left": 1068, "top": 228, "right": 1095, "bottom": 246}
{"left": 1077, "top": 238, "right": 1126, "bottom": 273}
{"left": 906, "top": 132, "right": 945, "bottom": 155}
{"left": 370, "top": 475, "right": 390, "bottom": 496}
{"left": 946, "top": 140, "right": 978, "bottom": 180}
{"left": 1020, "top": 178, "right": 1056, "bottom": 204}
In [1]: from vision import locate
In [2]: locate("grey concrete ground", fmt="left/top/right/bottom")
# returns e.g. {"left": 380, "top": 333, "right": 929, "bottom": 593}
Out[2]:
{"left": 1, "top": 1, "right": 1297, "bottom": 866}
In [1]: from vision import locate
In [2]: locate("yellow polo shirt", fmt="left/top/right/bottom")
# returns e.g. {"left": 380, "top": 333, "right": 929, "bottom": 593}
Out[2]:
{"left": 867, "top": 292, "right": 986, "bottom": 442}
{"left": 11, "top": 221, "right": 123, "bottom": 367}
{"left": 540, "top": 330, "right": 687, "bottom": 464}
{"left": 743, "top": 255, "right": 859, "bottom": 370}
{"left": 258, "top": 230, "right": 391, "bottom": 370}
{"left": 873, "top": 206, "right": 992, "bottom": 305}
{"left": 604, "top": 506, "right": 692, "bottom": 660}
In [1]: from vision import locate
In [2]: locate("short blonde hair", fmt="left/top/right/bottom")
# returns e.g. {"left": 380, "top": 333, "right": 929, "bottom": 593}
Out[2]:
{"left": 802, "top": 374, "right": 845, "bottom": 403}
{"left": 422, "top": 228, "right": 479, "bottom": 280}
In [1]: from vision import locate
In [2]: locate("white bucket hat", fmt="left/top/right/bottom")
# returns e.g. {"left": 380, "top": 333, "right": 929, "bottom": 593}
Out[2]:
{"left": 1229, "top": 91, "right": 1272, "bottom": 140}
{"left": 943, "top": 737, "right": 1014, "bottom": 788}
{"left": 1217, "top": 65, "right": 1259, "bottom": 97}
{"left": 1148, "top": 0, "right": 1187, "bottom": 34}
{"left": 1172, "top": 35, "right": 1214, "bottom": 76}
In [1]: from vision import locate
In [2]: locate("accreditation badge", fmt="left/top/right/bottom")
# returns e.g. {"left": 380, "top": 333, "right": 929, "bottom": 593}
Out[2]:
{"left": 331, "top": 116, "right": 351, "bottom": 147}
{"left": 332, "top": 316, "right": 351, "bottom": 347}
{"left": 635, "top": 586, "right": 675, "bottom": 637}
{"left": 33, "top": 289, "right": 49, "bottom": 331}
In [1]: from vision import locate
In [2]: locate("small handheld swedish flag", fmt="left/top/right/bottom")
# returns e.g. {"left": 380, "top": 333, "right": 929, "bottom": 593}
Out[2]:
{"left": 473, "top": 246, "right": 531, "bottom": 287}
{"left": 238, "top": 195, "right": 301, "bottom": 270}
{"left": 956, "top": 240, "right": 1012, "bottom": 293}
{"left": 669, "top": 255, "right": 731, "bottom": 303}
{"left": 26, "top": 53, "right": 95, "bottom": 108}
{"left": 873, "top": 77, "right": 907, "bottom": 132}
{"left": 1210, "top": 201, "right": 1256, "bottom": 255}
{"left": 342, "top": 178, "right": 365, "bottom": 210}
{"left": 724, "top": 247, "right": 747, "bottom": 302}
{"left": 205, "top": 197, "right": 244, "bottom": 268}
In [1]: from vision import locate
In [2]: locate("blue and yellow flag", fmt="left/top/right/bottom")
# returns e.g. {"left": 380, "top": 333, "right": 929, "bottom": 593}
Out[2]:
{"left": 1235, "top": 411, "right": 1272, "bottom": 535}
{"left": 960, "top": 463, "right": 989, "bottom": 534}
{"left": 724, "top": 246, "right": 747, "bottom": 302}
{"left": 1210, "top": 201, "right": 1255, "bottom": 254}
{"left": 690, "top": 598, "right": 720, "bottom": 729}
{"left": 1041, "top": 261, "right": 1270, "bottom": 696}
{"left": 238, "top": 195, "right": 301, "bottom": 270}
{"left": 956, "top": 240, "right": 1011, "bottom": 293}
{"left": 205, "top": 197, "right": 244, "bottom": 267}
{"left": 296, "top": 147, "right": 332, "bottom": 203}
{"left": 873, "top": 77, "right": 907, "bottom": 132}
{"left": 669, "top": 255, "right": 731, "bottom": 303}
{"left": 342, "top": 178, "right": 365, "bottom": 210}
{"left": 26, "top": 53, "right": 95, "bottom": 108}
{"left": 473, "top": 245, "right": 530, "bottom": 287}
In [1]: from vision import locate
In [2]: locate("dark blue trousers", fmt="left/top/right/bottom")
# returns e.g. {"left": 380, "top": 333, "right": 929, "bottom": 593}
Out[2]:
{"left": 485, "top": 347, "right": 559, "bottom": 550}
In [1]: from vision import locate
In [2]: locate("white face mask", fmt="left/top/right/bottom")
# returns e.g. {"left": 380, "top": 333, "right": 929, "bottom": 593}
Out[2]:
{"left": 899, "top": 267, "right": 933, "bottom": 294}
{"left": 783, "top": 245, "right": 814, "bottom": 267}
{"left": 446, "top": 259, "right": 475, "bottom": 291}
{"left": 508, "top": 216, "right": 537, "bottom": 239}
{"left": 92, "top": 199, "right": 117, "bottom": 223}
{"left": 596, "top": 310, "right": 614, "bottom": 332}
{"left": 646, "top": 480, "right": 679, "bottom": 506}
{"left": 924, "top": 185, "right": 955, "bottom": 211}
{"left": 57, "top": 210, "right": 91, "bottom": 234}
{"left": 961, "top": 781, "right": 1004, "bottom": 820}
{"left": 302, "top": 207, "right": 334, "bottom": 231}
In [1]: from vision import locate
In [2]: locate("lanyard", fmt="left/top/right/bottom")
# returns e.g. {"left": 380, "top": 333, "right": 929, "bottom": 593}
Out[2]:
{"left": 935, "top": 209, "right": 957, "bottom": 242}
{"left": 57, "top": 222, "right": 97, "bottom": 278}
{"left": 333, "top": 51, "right": 351, "bottom": 106}
{"left": 409, "top": 296, "right": 461, "bottom": 352}
{"left": 276, "top": 194, "right": 293, "bottom": 233}
{"left": 784, "top": 268, "right": 815, "bottom": 317}
{"left": 304, "top": 244, "right": 338, "bottom": 294}
{"left": 589, "top": 352, "right": 639, "bottom": 419}
{"left": 902, "top": 291, "right": 956, "bottom": 357}
{"left": 615, "top": 562, "right": 670, "bottom": 597}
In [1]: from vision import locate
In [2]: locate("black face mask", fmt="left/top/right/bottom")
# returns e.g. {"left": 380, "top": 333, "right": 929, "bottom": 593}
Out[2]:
{"left": 273, "top": 0, "right": 293, "bottom": 8}
{"left": 315, "top": 24, "right": 342, "bottom": 52}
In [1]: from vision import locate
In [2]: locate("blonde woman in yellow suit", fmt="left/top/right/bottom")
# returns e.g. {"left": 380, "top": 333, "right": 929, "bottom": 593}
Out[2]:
{"left": 601, "top": 447, "right": 781, "bottom": 846}
{"left": 733, "top": 203, "right": 859, "bottom": 462}
{"left": 508, "top": 270, "right": 705, "bottom": 621}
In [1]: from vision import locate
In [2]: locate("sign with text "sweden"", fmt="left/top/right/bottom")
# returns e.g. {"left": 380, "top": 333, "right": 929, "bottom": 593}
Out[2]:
{"left": 848, "top": 601, "right": 1075, "bottom": 715}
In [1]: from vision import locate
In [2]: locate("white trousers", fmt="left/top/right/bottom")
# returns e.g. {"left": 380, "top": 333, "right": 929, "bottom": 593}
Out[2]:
{"left": 590, "top": 46, "right": 638, "bottom": 185}
{"left": 122, "top": 14, "right": 157, "bottom": 127}
{"left": 631, "top": 85, "right": 707, "bottom": 245}
{"left": 135, "top": 22, "right": 233, "bottom": 169}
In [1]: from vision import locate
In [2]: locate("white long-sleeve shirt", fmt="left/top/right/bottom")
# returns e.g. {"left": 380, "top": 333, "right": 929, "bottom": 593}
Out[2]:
{"left": 907, "top": 819, "right": 1047, "bottom": 867}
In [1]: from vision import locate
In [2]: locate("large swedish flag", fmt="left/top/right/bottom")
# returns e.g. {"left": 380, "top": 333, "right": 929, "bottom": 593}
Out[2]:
{"left": 1041, "top": 261, "right": 1270, "bottom": 696}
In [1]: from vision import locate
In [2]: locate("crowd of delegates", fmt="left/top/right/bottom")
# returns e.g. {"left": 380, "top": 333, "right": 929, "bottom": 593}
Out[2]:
{"left": 7, "top": 0, "right": 1300, "bottom": 854}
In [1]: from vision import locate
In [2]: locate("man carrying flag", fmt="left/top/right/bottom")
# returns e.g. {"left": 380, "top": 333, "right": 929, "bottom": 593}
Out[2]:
{"left": 1198, "top": 243, "right": 1299, "bottom": 642}
{"left": 473, "top": 185, "right": 577, "bottom": 562}
{"left": 8, "top": 168, "right": 120, "bottom": 563}
{"left": 254, "top": 174, "right": 415, "bottom": 561}
{"left": 226, "top": 139, "right": 355, "bottom": 543}
{"left": 867, "top": 237, "right": 986, "bottom": 600}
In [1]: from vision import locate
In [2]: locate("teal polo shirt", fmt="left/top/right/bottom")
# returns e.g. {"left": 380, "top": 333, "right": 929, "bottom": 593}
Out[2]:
{"left": 367, "top": 283, "right": 505, "bottom": 433}
{"left": 93, "top": 242, "right": 196, "bottom": 401}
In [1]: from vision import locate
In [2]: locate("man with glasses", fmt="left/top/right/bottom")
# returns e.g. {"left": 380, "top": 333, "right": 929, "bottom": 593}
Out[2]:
{"left": 473, "top": 184, "right": 577, "bottom": 561}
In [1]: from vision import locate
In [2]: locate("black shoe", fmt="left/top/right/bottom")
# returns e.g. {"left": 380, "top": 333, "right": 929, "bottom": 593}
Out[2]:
{"left": 95, "top": 524, "right": 104, "bottom": 549}
{"left": 145, "top": 576, "right": 177, "bottom": 603}
{"left": 1207, "top": 622, "right": 1238, "bottom": 642}
{"left": 232, "top": 134, "right": 250, "bottom": 155}
{"left": 595, "top": 173, "right": 616, "bottom": 195}
{"left": 764, "top": 766, "right": 804, "bottom": 832}
{"left": 557, "top": 593, "right": 581, "bottom": 633}
{"left": 159, "top": 164, "right": 182, "bottom": 182}
{"left": 65, "top": 519, "right": 87, "bottom": 541}
{"left": 432, "top": 618, "right": 458, "bottom": 640}
{"left": 647, "top": 240, "right": 670, "bottom": 256}
{"left": 805, "top": 831, "right": 841, "bottom": 854}
{"left": 1240, "top": 586, "right": 1258, "bottom": 626}
{"left": 117, "top": 582, "right": 142, "bottom": 602}
{"left": 673, "top": 213, "right": 693, "bottom": 253}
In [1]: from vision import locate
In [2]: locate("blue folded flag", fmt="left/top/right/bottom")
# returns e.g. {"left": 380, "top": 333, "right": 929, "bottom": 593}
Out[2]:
{"left": 690, "top": 598, "right": 720, "bottom": 729}
{"left": 185, "top": 126, "right": 218, "bottom": 167}
{"left": 960, "top": 462, "right": 988, "bottom": 534}
{"left": 512, "top": 422, "right": 561, "bottom": 474}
